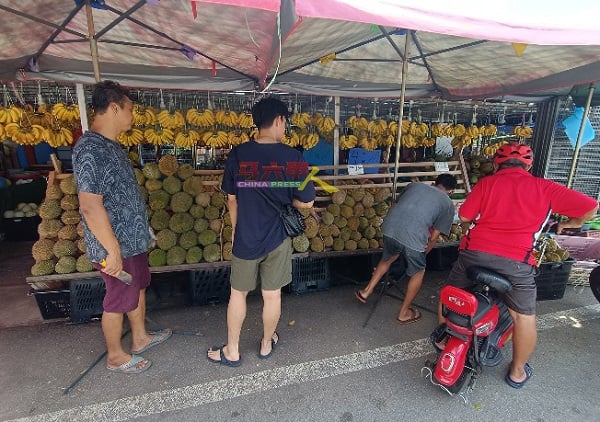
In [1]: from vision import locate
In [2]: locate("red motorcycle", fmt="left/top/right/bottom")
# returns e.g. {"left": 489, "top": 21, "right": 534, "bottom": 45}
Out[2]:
{"left": 422, "top": 266, "right": 514, "bottom": 402}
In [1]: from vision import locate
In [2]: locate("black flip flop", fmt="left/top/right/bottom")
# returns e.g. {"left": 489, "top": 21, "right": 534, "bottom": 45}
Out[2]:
{"left": 207, "top": 345, "right": 242, "bottom": 367}
{"left": 258, "top": 332, "right": 279, "bottom": 360}
{"left": 505, "top": 363, "right": 533, "bottom": 389}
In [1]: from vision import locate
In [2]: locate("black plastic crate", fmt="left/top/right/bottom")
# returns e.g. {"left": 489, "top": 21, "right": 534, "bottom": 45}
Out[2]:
{"left": 288, "top": 257, "right": 330, "bottom": 294}
{"left": 69, "top": 278, "right": 106, "bottom": 322}
{"left": 535, "top": 258, "right": 575, "bottom": 301}
{"left": 4, "top": 215, "right": 41, "bottom": 241}
{"left": 426, "top": 244, "right": 459, "bottom": 271}
{"left": 33, "top": 290, "right": 71, "bottom": 319}
{"left": 190, "top": 267, "right": 231, "bottom": 306}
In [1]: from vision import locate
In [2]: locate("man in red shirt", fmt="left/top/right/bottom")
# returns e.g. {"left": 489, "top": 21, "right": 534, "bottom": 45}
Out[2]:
{"left": 442, "top": 143, "right": 598, "bottom": 389}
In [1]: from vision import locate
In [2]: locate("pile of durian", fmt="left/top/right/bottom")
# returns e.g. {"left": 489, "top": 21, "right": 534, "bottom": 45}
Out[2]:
{"left": 437, "top": 223, "right": 465, "bottom": 243}
{"left": 291, "top": 186, "right": 392, "bottom": 253}
{"left": 30, "top": 160, "right": 399, "bottom": 275}
{"left": 31, "top": 175, "right": 93, "bottom": 276}
{"left": 139, "top": 155, "right": 228, "bottom": 267}
{"left": 535, "top": 237, "right": 571, "bottom": 264}
{"left": 30, "top": 156, "right": 229, "bottom": 276}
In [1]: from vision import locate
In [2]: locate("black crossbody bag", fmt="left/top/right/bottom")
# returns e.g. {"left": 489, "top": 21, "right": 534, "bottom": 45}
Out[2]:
{"left": 255, "top": 189, "right": 306, "bottom": 237}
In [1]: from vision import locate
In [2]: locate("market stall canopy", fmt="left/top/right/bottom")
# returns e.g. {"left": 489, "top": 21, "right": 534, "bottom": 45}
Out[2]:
{"left": 1, "top": 0, "right": 600, "bottom": 100}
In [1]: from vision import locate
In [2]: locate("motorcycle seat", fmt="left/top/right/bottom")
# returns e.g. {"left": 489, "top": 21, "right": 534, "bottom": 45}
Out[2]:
{"left": 446, "top": 292, "right": 492, "bottom": 327}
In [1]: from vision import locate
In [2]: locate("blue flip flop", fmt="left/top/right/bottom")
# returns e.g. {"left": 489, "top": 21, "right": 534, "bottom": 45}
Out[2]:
{"left": 505, "top": 363, "right": 533, "bottom": 389}
{"left": 258, "top": 331, "right": 279, "bottom": 360}
{"left": 131, "top": 328, "right": 173, "bottom": 354}
{"left": 207, "top": 345, "right": 242, "bottom": 367}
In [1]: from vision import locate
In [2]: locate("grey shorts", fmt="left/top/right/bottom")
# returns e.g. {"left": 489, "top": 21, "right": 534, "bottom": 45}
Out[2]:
{"left": 230, "top": 237, "right": 292, "bottom": 291}
{"left": 382, "top": 236, "right": 426, "bottom": 277}
{"left": 445, "top": 249, "right": 537, "bottom": 315}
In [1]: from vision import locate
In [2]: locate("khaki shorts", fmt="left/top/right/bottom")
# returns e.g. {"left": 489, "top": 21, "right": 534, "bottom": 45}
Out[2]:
{"left": 446, "top": 249, "right": 537, "bottom": 315}
{"left": 230, "top": 237, "right": 292, "bottom": 291}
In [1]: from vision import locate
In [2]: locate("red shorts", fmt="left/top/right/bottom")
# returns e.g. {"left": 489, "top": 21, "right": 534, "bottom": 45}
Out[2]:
{"left": 93, "top": 253, "right": 151, "bottom": 313}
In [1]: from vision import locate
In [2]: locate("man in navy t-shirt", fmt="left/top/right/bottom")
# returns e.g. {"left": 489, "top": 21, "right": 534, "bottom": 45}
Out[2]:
{"left": 208, "top": 97, "right": 315, "bottom": 366}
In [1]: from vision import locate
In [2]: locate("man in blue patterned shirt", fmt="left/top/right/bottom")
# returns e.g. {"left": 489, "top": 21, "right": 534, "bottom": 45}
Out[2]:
{"left": 72, "top": 81, "right": 171, "bottom": 374}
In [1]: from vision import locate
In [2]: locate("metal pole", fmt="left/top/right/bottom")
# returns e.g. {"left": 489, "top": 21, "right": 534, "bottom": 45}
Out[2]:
{"left": 76, "top": 83, "right": 89, "bottom": 132}
{"left": 391, "top": 31, "right": 410, "bottom": 201}
{"left": 567, "top": 83, "right": 595, "bottom": 188}
{"left": 85, "top": 0, "right": 101, "bottom": 82}
{"left": 333, "top": 96, "right": 340, "bottom": 178}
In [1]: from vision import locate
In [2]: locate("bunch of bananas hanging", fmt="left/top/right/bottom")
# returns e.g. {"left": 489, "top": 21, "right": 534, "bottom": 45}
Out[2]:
{"left": 388, "top": 121, "right": 399, "bottom": 136}
{"left": 421, "top": 137, "right": 436, "bottom": 147}
{"left": 144, "top": 126, "right": 175, "bottom": 146}
{"left": 117, "top": 129, "right": 145, "bottom": 147}
{"left": 451, "top": 135, "right": 474, "bottom": 149}
{"left": 42, "top": 126, "right": 74, "bottom": 147}
{"left": 175, "top": 129, "right": 202, "bottom": 147}
{"left": 248, "top": 128, "right": 259, "bottom": 140}
{"left": 0, "top": 106, "right": 23, "bottom": 124}
{"left": 0, "top": 123, "right": 5, "bottom": 141}
{"left": 157, "top": 109, "right": 185, "bottom": 129}
{"left": 300, "top": 131, "right": 320, "bottom": 150}
{"left": 215, "top": 109, "right": 239, "bottom": 127}
{"left": 357, "top": 132, "right": 379, "bottom": 151}
{"left": 313, "top": 113, "right": 336, "bottom": 140}
{"left": 405, "top": 121, "right": 429, "bottom": 138}
{"left": 132, "top": 105, "right": 157, "bottom": 127}
{"left": 186, "top": 108, "right": 216, "bottom": 127}
{"left": 202, "top": 130, "right": 229, "bottom": 148}
{"left": 380, "top": 133, "right": 396, "bottom": 147}
{"left": 227, "top": 130, "right": 250, "bottom": 146}
{"left": 339, "top": 134, "right": 358, "bottom": 150}
{"left": 4, "top": 123, "right": 46, "bottom": 145}
{"left": 238, "top": 113, "right": 254, "bottom": 129}
{"left": 512, "top": 125, "right": 533, "bottom": 139}
{"left": 482, "top": 141, "right": 508, "bottom": 157}
{"left": 465, "top": 125, "right": 481, "bottom": 138}
{"left": 281, "top": 131, "right": 301, "bottom": 147}
{"left": 291, "top": 112, "right": 312, "bottom": 129}
{"left": 481, "top": 124, "right": 497, "bottom": 137}
{"left": 401, "top": 133, "right": 419, "bottom": 148}
{"left": 431, "top": 123, "right": 445, "bottom": 137}
{"left": 367, "top": 119, "right": 387, "bottom": 138}
{"left": 346, "top": 115, "right": 369, "bottom": 131}
{"left": 27, "top": 110, "right": 53, "bottom": 127}
{"left": 52, "top": 103, "right": 80, "bottom": 123}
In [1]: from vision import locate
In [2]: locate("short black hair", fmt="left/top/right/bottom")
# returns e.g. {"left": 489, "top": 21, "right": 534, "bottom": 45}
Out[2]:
{"left": 251, "top": 97, "right": 289, "bottom": 129}
{"left": 435, "top": 173, "right": 458, "bottom": 191}
{"left": 498, "top": 159, "right": 528, "bottom": 170}
{"left": 92, "top": 80, "right": 131, "bottom": 114}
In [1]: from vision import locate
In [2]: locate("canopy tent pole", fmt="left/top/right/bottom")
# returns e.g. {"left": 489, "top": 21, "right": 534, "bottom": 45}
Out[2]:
{"left": 333, "top": 96, "right": 340, "bottom": 178}
{"left": 391, "top": 31, "right": 411, "bottom": 201}
{"left": 567, "top": 83, "right": 595, "bottom": 188}
{"left": 76, "top": 83, "right": 89, "bottom": 133}
{"left": 85, "top": 0, "right": 101, "bottom": 82}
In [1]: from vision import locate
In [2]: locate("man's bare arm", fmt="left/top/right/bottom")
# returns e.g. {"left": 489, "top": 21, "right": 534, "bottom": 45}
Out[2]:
{"left": 78, "top": 191, "right": 122, "bottom": 276}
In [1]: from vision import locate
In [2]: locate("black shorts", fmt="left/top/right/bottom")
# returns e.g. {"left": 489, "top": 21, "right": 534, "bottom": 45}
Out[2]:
{"left": 445, "top": 249, "right": 537, "bottom": 315}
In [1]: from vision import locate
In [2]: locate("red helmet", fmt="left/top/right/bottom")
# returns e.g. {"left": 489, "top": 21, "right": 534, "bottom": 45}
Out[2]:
{"left": 494, "top": 142, "right": 533, "bottom": 166}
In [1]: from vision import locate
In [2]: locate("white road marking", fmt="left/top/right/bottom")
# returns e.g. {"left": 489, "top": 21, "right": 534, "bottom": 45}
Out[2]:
{"left": 8, "top": 304, "right": 600, "bottom": 422}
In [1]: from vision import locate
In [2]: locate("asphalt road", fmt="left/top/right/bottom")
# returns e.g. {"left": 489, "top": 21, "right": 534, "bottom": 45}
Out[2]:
{"left": 1, "top": 273, "right": 599, "bottom": 422}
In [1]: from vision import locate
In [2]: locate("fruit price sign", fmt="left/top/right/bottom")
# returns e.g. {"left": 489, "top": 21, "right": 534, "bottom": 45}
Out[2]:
{"left": 348, "top": 148, "right": 380, "bottom": 174}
